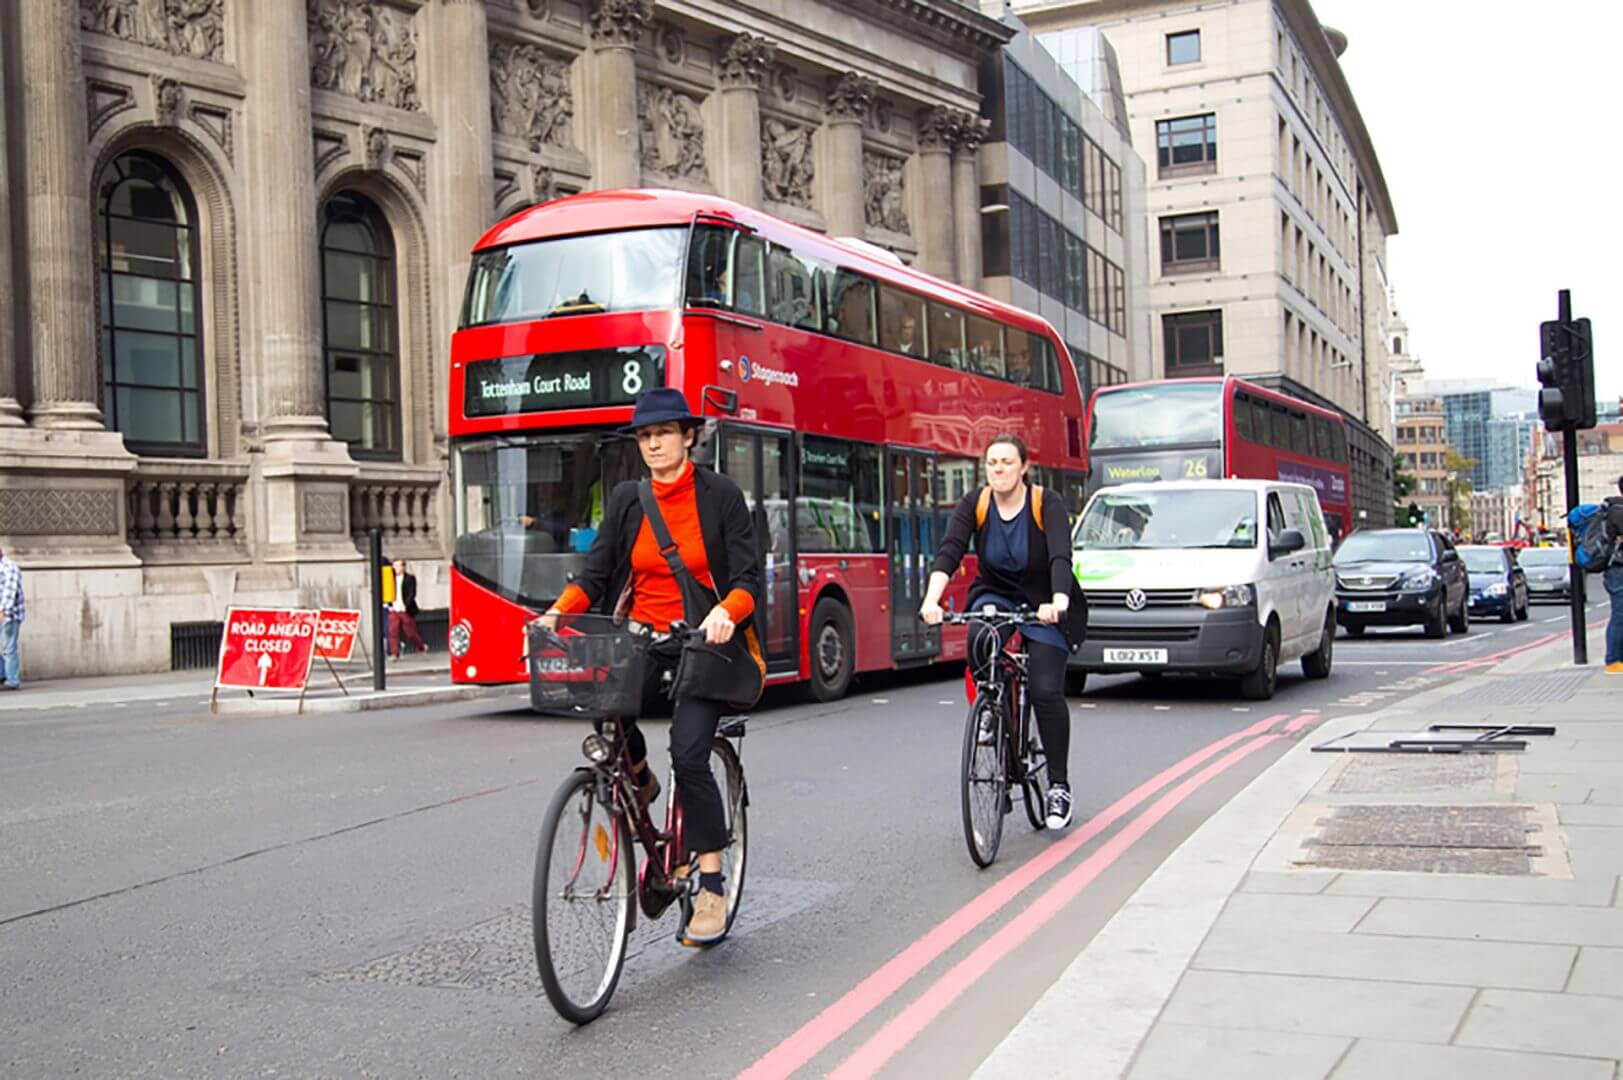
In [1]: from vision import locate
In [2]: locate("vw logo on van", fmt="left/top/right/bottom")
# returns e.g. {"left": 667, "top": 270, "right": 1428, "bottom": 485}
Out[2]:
{"left": 1125, "top": 588, "right": 1148, "bottom": 611}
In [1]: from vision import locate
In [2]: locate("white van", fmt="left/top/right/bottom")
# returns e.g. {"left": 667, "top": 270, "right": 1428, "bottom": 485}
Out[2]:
{"left": 1067, "top": 479, "right": 1337, "bottom": 700}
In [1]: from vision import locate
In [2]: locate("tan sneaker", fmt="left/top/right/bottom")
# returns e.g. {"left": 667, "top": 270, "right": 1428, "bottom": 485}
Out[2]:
{"left": 683, "top": 888, "right": 728, "bottom": 944}
{"left": 1606, "top": 662, "right": 1623, "bottom": 675}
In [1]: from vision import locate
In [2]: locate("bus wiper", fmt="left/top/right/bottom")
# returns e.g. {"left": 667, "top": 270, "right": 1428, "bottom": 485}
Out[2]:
{"left": 545, "top": 299, "right": 606, "bottom": 317}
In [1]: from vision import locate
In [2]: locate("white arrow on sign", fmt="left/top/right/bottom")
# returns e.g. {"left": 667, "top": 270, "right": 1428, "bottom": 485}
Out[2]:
{"left": 257, "top": 651, "right": 273, "bottom": 686}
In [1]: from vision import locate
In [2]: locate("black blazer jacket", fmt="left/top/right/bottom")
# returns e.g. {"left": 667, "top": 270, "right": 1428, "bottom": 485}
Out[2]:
{"left": 568, "top": 467, "right": 763, "bottom": 628}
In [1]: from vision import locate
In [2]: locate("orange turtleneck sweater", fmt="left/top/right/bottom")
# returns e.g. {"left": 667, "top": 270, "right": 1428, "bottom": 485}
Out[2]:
{"left": 553, "top": 462, "right": 755, "bottom": 631}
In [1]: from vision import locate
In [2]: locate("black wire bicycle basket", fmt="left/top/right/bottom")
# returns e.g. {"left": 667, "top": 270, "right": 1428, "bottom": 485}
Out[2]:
{"left": 528, "top": 613, "right": 651, "bottom": 719}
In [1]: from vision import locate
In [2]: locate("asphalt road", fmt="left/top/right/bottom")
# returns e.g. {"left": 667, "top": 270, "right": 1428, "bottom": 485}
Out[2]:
{"left": 0, "top": 598, "right": 1607, "bottom": 1079}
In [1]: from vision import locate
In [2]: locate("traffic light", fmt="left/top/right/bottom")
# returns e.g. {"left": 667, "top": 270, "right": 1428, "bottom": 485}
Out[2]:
{"left": 1406, "top": 501, "right": 1424, "bottom": 526}
{"left": 1538, "top": 317, "right": 1596, "bottom": 430}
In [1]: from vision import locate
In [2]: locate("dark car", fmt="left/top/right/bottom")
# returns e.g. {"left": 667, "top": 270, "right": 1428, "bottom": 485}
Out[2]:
{"left": 1332, "top": 528, "right": 1469, "bottom": 638}
{"left": 1460, "top": 545, "right": 1529, "bottom": 623}
{"left": 1517, "top": 546, "right": 1572, "bottom": 602}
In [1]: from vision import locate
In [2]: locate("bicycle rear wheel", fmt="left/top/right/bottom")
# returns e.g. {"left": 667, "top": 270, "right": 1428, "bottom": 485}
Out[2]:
{"left": 961, "top": 696, "right": 1007, "bottom": 868}
{"left": 533, "top": 769, "right": 634, "bottom": 1024}
{"left": 674, "top": 738, "right": 750, "bottom": 941}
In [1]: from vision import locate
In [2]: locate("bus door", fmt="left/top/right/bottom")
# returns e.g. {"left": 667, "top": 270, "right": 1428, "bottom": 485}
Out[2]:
{"left": 720, "top": 427, "right": 799, "bottom": 675}
{"left": 888, "top": 449, "right": 940, "bottom": 662}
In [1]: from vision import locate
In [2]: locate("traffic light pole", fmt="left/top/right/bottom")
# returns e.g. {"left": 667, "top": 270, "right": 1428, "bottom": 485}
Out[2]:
{"left": 1556, "top": 289, "right": 1589, "bottom": 666}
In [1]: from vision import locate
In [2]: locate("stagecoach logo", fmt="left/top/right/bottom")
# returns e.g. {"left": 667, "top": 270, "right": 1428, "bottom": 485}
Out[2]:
{"left": 734, "top": 354, "right": 799, "bottom": 388}
{"left": 1124, "top": 588, "right": 1149, "bottom": 612}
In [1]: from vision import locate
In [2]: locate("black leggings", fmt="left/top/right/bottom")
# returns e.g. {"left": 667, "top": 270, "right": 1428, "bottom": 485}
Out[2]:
{"left": 968, "top": 622, "right": 1071, "bottom": 787}
{"left": 622, "top": 658, "right": 727, "bottom": 855}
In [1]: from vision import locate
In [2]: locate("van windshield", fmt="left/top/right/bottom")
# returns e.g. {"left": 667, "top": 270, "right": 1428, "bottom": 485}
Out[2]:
{"left": 1075, "top": 489, "right": 1259, "bottom": 550}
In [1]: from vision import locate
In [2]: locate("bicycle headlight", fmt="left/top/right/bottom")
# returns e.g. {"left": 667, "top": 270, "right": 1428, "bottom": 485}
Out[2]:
{"left": 1197, "top": 584, "right": 1255, "bottom": 609}
{"left": 581, "top": 733, "right": 613, "bottom": 764}
{"left": 449, "top": 620, "right": 472, "bottom": 657}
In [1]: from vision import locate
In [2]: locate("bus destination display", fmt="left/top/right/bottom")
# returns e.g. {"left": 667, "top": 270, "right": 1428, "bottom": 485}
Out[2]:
{"left": 464, "top": 346, "right": 665, "bottom": 417}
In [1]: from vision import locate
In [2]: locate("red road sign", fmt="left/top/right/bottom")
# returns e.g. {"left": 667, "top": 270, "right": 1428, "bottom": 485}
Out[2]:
{"left": 314, "top": 608, "right": 362, "bottom": 662}
{"left": 216, "top": 607, "right": 319, "bottom": 691}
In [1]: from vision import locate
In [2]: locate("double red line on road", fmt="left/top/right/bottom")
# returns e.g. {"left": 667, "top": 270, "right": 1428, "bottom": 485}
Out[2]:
{"left": 1425, "top": 618, "right": 1607, "bottom": 676}
{"left": 741, "top": 711, "right": 1315, "bottom": 1080}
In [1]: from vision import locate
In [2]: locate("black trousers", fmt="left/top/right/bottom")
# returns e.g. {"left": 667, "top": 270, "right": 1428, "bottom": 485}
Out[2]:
{"left": 968, "top": 622, "right": 1071, "bottom": 787}
{"left": 622, "top": 652, "right": 728, "bottom": 856}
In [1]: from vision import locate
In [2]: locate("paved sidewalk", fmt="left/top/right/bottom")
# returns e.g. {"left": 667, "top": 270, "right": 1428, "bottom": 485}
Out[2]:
{"left": 980, "top": 625, "right": 1623, "bottom": 1079}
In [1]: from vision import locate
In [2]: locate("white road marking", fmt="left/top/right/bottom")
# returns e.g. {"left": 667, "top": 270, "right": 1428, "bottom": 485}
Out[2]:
{"left": 1231, "top": 707, "right": 1251, "bottom": 712}
{"left": 1153, "top": 705, "right": 1172, "bottom": 711}
{"left": 1078, "top": 703, "right": 1096, "bottom": 709}
{"left": 872, "top": 699, "right": 889, "bottom": 705}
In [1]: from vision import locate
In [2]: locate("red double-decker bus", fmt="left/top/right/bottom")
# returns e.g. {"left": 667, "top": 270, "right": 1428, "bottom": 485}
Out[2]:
{"left": 447, "top": 189, "right": 1088, "bottom": 699}
{"left": 1087, "top": 377, "right": 1353, "bottom": 538}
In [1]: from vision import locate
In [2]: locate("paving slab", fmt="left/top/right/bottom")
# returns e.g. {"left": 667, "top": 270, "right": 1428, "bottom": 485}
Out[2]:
{"left": 1156, "top": 970, "right": 1474, "bottom": 1043}
{"left": 1566, "top": 945, "right": 1623, "bottom": 996}
{"left": 1194, "top": 928, "right": 1574, "bottom": 991}
{"left": 1558, "top": 804, "right": 1623, "bottom": 827}
{"left": 1124, "top": 1022, "right": 1349, "bottom": 1080}
{"left": 1332, "top": 1038, "right": 1615, "bottom": 1080}
{"left": 1324, "top": 871, "right": 1616, "bottom": 907}
{"left": 1456, "top": 988, "right": 1623, "bottom": 1060}
{"left": 1358, "top": 897, "right": 1623, "bottom": 947}
{"left": 1240, "top": 870, "right": 1337, "bottom": 895}
{"left": 1556, "top": 825, "right": 1623, "bottom": 875}
{"left": 1215, "top": 892, "right": 1376, "bottom": 933}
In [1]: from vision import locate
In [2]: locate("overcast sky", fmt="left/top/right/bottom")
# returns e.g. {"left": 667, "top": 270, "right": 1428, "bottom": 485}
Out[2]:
{"left": 1315, "top": 0, "right": 1621, "bottom": 403}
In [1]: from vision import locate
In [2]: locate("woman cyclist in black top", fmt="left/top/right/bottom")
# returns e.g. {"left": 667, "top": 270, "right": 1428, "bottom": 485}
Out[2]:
{"left": 920, "top": 433, "right": 1081, "bottom": 828}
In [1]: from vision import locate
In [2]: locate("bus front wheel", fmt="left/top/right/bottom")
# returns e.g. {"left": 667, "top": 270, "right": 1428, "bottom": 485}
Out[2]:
{"left": 807, "top": 597, "right": 855, "bottom": 702}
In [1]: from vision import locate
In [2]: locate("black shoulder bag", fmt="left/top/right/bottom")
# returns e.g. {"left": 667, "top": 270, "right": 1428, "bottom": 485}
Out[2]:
{"left": 636, "top": 482, "right": 765, "bottom": 709}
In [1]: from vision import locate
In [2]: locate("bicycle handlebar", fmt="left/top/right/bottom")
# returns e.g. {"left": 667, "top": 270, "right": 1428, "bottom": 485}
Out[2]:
{"left": 934, "top": 606, "right": 1036, "bottom": 627}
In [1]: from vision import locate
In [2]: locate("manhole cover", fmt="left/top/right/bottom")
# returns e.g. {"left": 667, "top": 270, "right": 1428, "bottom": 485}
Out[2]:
{"left": 1299, "top": 804, "right": 1542, "bottom": 875}
{"left": 1330, "top": 755, "right": 1499, "bottom": 795}
{"left": 1442, "top": 670, "right": 1592, "bottom": 708}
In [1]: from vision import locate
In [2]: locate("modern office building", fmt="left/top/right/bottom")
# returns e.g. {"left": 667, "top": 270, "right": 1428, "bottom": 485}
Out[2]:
{"left": 1016, "top": 0, "right": 1400, "bottom": 527}
{"left": 977, "top": 16, "right": 1152, "bottom": 398}
{"left": 1421, "top": 383, "right": 1537, "bottom": 491}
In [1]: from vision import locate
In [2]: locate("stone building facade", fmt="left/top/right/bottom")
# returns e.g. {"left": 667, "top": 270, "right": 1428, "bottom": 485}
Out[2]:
{"left": 0, "top": 0, "right": 1013, "bottom": 678}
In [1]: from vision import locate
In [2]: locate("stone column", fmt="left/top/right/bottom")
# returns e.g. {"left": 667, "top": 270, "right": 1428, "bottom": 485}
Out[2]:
{"left": 822, "top": 72, "right": 875, "bottom": 239}
{"left": 715, "top": 34, "right": 775, "bottom": 208}
{"left": 950, "top": 112, "right": 989, "bottom": 291}
{"left": 428, "top": 0, "right": 494, "bottom": 455}
{"left": 18, "top": 0, "right": 101, "bottom": 429}
{"left": 587, "top": 0, "right": 652, "bottom": 190}
{"left": 0, "top": 21, "right": 24, "bottom": 427}
{"left": 915, "top": 106, "right": 956, "bottom": 281}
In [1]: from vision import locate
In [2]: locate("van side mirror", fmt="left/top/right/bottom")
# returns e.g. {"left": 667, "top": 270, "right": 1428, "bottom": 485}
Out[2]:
{"left": 1270, "top": 528, "right": 1306, "bottom": 559}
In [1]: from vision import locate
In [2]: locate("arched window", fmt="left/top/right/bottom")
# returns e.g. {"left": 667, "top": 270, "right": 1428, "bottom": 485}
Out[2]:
{"left": 320, "top": 192, "right": 400, "bottom": 459}
{"left": 96, "top": 152, "right": 205, "bottom": 454}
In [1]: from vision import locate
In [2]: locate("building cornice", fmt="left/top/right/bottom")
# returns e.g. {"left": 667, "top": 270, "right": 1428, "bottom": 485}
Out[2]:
{"left": 835, "top": 0, "right": 1017, "bottom": 54}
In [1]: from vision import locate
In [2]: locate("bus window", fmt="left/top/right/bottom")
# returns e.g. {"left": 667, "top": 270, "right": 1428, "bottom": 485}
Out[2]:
{"left": 463, "top": 227, "right": 685, "bottom": 327}
{"left": 733, "top": 235, "right": 766, "bottom": 316}
{"left": 1247, "top": 397, "right": 1271, "bottom": 446}
{"left": 685, "top": 225, "right": 731, "bottom": 308}
{"left": 1234, "top": 392, "right": 1254, "bottom": 441}
{"left": 1029, "top": 334, "right": 1061, "bottom": 393}
{"left": 1269, "top": 404, "right": 1291, "bottom": 449}
{"left": 826, "top": 269, "right": 877, "bottom": 345}
{"left": 1289, "top": 410, "right": 1310, "bottom": 455}
{"left": 878, "top": 285, "right": 926, "bottom": 357}
{"left": 929, "top": 303, "right": 965, "bottom": 369}
{"left": 1090, "top": 382, "right": 1223, "bottom": 449}
{"left": 966, "top": 314, "right": 1004, "bottom": 378}
{"left": 768, "top": 245, "right": 822, "bottom": 331}
{"left": 1006, "top": 333, "right": 1032, "bottom": 385}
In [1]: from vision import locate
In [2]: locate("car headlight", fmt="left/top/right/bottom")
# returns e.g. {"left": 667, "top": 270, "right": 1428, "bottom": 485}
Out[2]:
{"left": 1398, "top": 568, "right": 1439, "bottom": 591}
{"left": 1485, "top": 583, "right": 1509, "bottom": 596}
{"left": 1197, "top": 584, "right": 1255, "bottom": 609}
{"left": 449, "top": 620, "right": 472, "bottom": 657}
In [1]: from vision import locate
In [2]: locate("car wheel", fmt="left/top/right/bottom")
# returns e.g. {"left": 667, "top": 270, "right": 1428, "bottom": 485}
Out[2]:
{"left": 1516, "top": 598, "right": 1530, "bottom": 621}
{"left": 1239, "top": 623, "right": 1279, "bottom": 701}
{"left": 1499, "top": 600, "right": 1516, "bottom": 624}
{"left": 1448, "top": 594, "right": 1470, "bottom": 634}
{"left": 1424, "top": 600, "right": 1447, "bottom": 639}
{"left": 1302, "top": 609, "right": 1334, "bottom": 679}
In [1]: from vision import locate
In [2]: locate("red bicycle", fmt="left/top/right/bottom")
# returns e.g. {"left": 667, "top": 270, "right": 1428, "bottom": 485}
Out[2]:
{"left": 528, "top": 616, "right": 749, "bottom": 1024}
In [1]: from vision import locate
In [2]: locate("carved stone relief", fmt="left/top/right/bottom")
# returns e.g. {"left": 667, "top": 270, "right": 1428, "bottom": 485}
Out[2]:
{"left": 951, "top": 112, "right": 991, "bottom": 155}
{"left": 719, "top": 33, "right": 775, "bottom": 89}
{"left": 313, "top": 129, "right": 348, "bottom": 178}
{"left": 393, "top": 148, "right": 428, "bottom": 198}
{"left": 0, "top": 489, "right": 121, "bottom": 536}
{"left": 775, "top": 66, "right": 799, "bottom": 104}
{"left": 638, "top": 84, "right": 707, "bottom": 181}
{"left": 655, "top": 25, "right": 686, "bottom": 66}
{"left": 302, "top": 490, "right": 348, "bottom": 535}
{"left": 531, "top": 164, "right": 559, "bottom": 204}
{"left": 493, "top": 168, "right": 521, "bottom": 211}
{"left": 189, "top": 101, "right": 233, "bottom": 162}
{"left": 863, "top": 151, "right": 908, "bottom": 234}
{"left": 761, "top": 118, "right": 814, "bottom": 208}
{"left": 152, "top": 76, "right": 183, "bottom": 127}
{"left": 87, "top": 80, "right": 137, "bottom": 137}
{"left": 827, "top": 72, "right": 877, "bottom": 122}
{"left": 588, "top": 0, "right": 652, "bottom": 48}
{"left": 364, "top": 126, "right": 390, "bottom": 170}
{"left": 80, "top": 0, "right": 225, "bottom": 63}
{"left": 917, "top": 105, "right": 957, "bottom": 150}
{"left": 489, "top": 42, "right": 574, "bottom": 151}
{"left": 307, "top": 0, "right": 421, "bottom": 112}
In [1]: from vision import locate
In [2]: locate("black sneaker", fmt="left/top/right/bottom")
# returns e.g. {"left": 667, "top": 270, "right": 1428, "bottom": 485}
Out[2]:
{"left": 976, "top": 706, "right": 996, "bottom": 745}
{"left": 1044, "top": 785, "right": 1074, "bottom": 830}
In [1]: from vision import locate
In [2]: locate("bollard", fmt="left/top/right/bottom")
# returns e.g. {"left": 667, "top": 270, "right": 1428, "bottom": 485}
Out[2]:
{"left": 369, "top": 527, "right": 386, "bottom": 691}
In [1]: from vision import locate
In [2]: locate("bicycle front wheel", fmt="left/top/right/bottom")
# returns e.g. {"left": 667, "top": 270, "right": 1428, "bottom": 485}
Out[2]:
{"left": 961, "top": 696, "right": 1007, "bottom": 868}
{"left": 1018, "top": 683, "right": 1052, "bottom": 832}
{"left": 533, "top": 769, "right": 634, "bottom": 1024}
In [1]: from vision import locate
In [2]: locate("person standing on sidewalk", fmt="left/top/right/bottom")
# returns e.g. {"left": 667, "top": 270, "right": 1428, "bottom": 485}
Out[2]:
{"left": 387, "top": 559, "right": 427, "bottom": 659}
{"left": 0, "top": 545, "right": 23, "bottom": 690}
{"left": 1604, "top": 476, "right": 1623, "bottom": 674}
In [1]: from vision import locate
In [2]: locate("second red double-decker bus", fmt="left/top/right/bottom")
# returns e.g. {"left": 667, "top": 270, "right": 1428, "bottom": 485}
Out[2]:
{"left": 447, "top": 189, "right": 1089, "bottom": 700}
{"left": 1087, "top": 377, "right": 1353, "bottom": 538}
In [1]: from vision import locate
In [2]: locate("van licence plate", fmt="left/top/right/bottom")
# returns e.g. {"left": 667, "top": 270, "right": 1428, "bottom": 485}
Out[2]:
{"left": 1345, "top": 601, "right": 1386, "bottom": 613}
{"left": 1103, "top": 648, "right": 1168, "bottom": 665}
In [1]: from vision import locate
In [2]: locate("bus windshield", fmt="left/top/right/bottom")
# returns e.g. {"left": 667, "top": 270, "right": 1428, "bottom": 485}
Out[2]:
{"left": 1075, "top": 489, "right": 1260, "bottom": 550}
{"left": 1090, "top": 383, "right": 1224, "bottom": 450}
{"left": 451, "top": 433, "right": 642, "bottom": 608}
{"left": 460, "top": 227, "right": 686, "bottom": 327}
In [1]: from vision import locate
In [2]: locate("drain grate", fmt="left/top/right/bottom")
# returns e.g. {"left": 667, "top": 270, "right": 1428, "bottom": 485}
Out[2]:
{"left": 1299, "top": 804, "right": 1542, "bottom": 875}
{"left": 1442, "top": 670, "right": 1593, "bottom": 708}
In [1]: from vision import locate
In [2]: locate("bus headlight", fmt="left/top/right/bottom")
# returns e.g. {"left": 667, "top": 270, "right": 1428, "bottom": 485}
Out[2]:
{"left": 1197, "top": 584, "right": 1255, "bottom": 609}
{"left": 449, "top": 620, "right": 472, "bottom": 657}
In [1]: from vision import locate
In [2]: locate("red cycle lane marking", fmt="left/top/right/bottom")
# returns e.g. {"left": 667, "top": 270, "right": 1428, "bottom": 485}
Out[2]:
{"left": 1283, "top": 712, "right": 1320, "bottom": 734}
{"left": 737, "top": 713, "right": 1287, "bottom": 1080}
{"left": 829, "top": 734, "right": 1284, "bottom": 1079}
{"left": 1426, "top": 632, "right": 1561, "bottom": 675}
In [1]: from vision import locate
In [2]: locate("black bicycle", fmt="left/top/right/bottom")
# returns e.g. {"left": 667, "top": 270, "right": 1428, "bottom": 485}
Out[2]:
{"left": 527, "top": 615, "right": 748, "bottom": 1024}
{"left": 941, "top": 607, "right": 1052, "bottom": 868}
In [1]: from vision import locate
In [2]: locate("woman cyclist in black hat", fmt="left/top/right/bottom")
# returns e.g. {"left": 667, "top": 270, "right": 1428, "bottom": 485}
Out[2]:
{"left": 538, "top": 387, "right": 763, "bottom": 944}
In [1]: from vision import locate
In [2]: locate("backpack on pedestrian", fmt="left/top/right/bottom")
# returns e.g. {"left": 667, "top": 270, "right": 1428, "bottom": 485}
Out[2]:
{"left": 1568, "top": 501, "right": 1623, "bottom": 573}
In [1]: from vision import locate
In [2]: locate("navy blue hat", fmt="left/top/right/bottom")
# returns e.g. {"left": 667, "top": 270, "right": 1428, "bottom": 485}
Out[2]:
{"left": 620, "top": 387, "right": 702, "bottom": 433}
